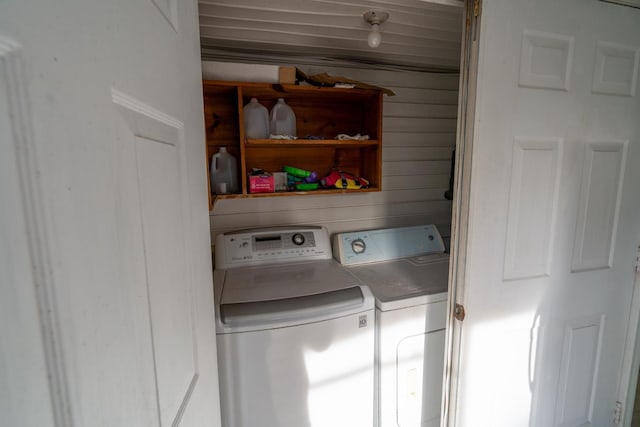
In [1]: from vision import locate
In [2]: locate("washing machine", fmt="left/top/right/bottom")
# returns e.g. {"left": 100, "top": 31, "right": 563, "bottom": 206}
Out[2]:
{"left": 213, "top": 226, "right": 375, "bottom": 427}
{"left": 333, "top": 224, "right": 449, "bottom": 427}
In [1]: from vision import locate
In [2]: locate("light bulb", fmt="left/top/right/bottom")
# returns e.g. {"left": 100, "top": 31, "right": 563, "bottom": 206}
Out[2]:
{"left": 367, "top": 23, "right": 381, "bottom": 48}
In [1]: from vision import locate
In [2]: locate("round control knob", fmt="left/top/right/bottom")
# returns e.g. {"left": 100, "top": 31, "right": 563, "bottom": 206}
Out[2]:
{"left": 292, "top": 233, "right": 305, "bottom": 246}
{"left": 351, "top": 238, "right": 366, "bottom": 254}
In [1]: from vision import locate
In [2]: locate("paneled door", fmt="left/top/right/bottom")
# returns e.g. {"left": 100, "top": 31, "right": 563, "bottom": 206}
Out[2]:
{"left": 449, "top": 0, "right": 640, "bottom": 426}
{"left": 0, "top": 0, "right": 220, "bottom": 426}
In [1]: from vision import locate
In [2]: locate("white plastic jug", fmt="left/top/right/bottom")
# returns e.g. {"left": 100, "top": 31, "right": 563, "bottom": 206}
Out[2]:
{"left": 270, "top": 98, "right": 296, "bottom": 137}
{"left": 210, "top": 147, "right": 239, "bottom": 194}
{"left": 243, "top": 97, "right": 269, "bottom": 139}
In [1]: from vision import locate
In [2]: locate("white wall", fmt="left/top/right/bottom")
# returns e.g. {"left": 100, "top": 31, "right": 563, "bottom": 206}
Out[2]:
{"left": 207, "top": 62, "right": 458, "bottom": 251}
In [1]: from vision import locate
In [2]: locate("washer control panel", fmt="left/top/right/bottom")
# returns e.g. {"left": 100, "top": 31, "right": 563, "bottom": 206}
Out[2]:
{"left": 215, "top": 226, "right": 332, "bottom": 269}
{"left": 333, "top": 224, "right": 445, "bottom": 266}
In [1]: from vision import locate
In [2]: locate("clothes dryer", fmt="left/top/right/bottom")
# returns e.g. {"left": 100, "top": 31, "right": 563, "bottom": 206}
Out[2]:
{"left": 333, "top": 224, "right": 449, "bottom": 427}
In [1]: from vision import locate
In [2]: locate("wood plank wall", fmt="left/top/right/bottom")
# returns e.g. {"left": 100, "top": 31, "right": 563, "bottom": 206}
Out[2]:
{"left": 208, "top": 63, "right": 459, "bottom": 250}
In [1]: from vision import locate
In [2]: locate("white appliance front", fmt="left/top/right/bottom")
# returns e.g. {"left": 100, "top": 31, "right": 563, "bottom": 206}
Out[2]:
{"left": 377, "top": 297, "right": 447, "bottom": 427}
{"left": 217, "top": 306, "right": 374, "bottom": 427}
{"left": 214, "top": 226, "right": 375, "bottom": 427}
{"left": 333, "top": 225, "right": 449, "bottom": 427}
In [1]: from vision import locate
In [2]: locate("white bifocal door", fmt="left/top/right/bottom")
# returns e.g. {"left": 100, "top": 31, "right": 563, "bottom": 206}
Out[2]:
{"left": 451, "top": 0, "right": 640, "bottom": 426}
{"left": 0, "top": 0, "right": 220, "bottom": 426}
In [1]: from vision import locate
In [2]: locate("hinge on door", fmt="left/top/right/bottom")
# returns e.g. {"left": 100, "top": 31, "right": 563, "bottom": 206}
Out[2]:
{"left": 454, "top": 303, "right": 466, "bottom": 321}
{"left": 635, "top": 245, "right": 640, "bottom": 273}
{"left": 613, "top": 400, "right": 623, "bottom": 425}
{"left": 474, "top": 0, "right": 481, "bottom": 17}
{"left": 471, "top": 0, "right": 481, "bottom": 42}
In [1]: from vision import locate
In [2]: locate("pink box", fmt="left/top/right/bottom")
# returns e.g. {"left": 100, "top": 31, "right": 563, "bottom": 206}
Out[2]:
{"left": 249, "top": 174, "right": 274, "bottom": 193}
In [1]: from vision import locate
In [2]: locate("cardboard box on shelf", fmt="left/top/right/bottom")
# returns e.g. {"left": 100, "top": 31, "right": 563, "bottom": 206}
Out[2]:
{"left": 202, "top": 61, "right": 280, "bottom": 83}
{"left": 279, "top": 66, "right": 296, "bottom": 84}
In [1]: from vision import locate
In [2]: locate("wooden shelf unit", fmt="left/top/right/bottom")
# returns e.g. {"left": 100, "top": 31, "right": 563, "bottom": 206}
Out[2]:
{"left": 203, "top": 80, "right": 383, "bottom": 208}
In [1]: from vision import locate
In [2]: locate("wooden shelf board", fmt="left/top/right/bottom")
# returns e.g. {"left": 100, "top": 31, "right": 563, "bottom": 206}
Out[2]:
{"left": 278, "top": 84, "right": 380, "bottom": 97}
{"left": 213, "top": 187, "right": 379, "bottom": 200}
{"left": 245, "top": 139, "right": 379, "bottom": 147}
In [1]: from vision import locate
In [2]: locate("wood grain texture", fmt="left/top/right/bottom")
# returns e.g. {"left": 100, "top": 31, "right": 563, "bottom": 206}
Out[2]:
{"left": 208, "top": 62, "right": 458, "bottom": 247}
{"left": 204, "top": 80, "right": 383, "bottom": 202}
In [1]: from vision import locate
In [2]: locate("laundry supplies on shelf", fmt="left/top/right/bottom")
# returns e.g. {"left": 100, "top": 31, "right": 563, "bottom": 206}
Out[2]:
{"left": 210, "top": 147, "right": 239, "bottom": 194}
{"left": 243, "top": 97, "right": 269, "bottom": 139}
{"left": 202, "top": 80, "right": 383, "bottom": 206}
{"left": 322, "top": 169, "right": 369, "bottom": 189}
{"left": 269, "top": 98, "right": 296, "bottom": 137}
{"left": 284, "top": 165, "right": 320, "bottom": 191}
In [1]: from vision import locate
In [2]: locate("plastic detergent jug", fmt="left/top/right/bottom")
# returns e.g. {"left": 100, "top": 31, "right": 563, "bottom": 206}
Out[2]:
{"left": 270, "top": 98, "right": 296, "bottom": 137}
{"left": 243, "top": 97, "right": 269, "bottom": 139}
{"left": 210, "top": 147, "right": 239, "bottom": 194}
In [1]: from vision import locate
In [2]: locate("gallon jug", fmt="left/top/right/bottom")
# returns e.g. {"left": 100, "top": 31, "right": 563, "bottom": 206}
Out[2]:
{"left": 243, "top": 97, "right": 269, "bottom": 139}
{"left": 269, "top": 98, "right": 296, "bottom": 137}
{"left": 210, "top": 147, "right": 239, "bottom": 194}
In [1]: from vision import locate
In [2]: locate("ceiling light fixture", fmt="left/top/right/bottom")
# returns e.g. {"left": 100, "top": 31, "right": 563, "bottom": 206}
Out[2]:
{"left": 363, "top": 10, "right": 389, "bottom": 49}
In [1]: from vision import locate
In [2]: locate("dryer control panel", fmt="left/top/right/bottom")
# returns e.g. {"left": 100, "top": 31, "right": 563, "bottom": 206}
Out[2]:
{"left": 215, "top": 226, "right": 332, "bottom": 269}
{"left": 333, "top": 224, "right": 445, "bottom": 266}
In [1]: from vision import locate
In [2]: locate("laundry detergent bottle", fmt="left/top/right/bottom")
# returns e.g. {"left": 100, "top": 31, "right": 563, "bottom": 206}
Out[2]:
{"left": 210, "top": 147, "right": 239, "bottom": 194}
{"left": 243, "top": 97, "right": 269, "bottom": 139}
{"left": 269, "top": 98, "right": 296, "bottom": 137}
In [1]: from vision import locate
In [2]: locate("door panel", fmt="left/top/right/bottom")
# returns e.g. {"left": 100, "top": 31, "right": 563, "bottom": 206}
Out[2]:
{"left": 572, "top": 141, "right": 628, "bottom": 272}
{"left": 503, "top": 137, "right": 563, "bottom": 280}
{"left": 554, "top": 315, "right": 604, "bottom": 427}
{"left": 0, "top": 0, "right": 220, "bottom": 425}
{"left": 137, "top": 133, "right": 197, "bottom": 425}
{"left": 450, "top": 1, "right": 640, "bottom": 426}
{"left": 114, "top": 90, "right": 198, "bottom": 424}
{"left": 396, "top": 329, "right": 445, "bottom": 427}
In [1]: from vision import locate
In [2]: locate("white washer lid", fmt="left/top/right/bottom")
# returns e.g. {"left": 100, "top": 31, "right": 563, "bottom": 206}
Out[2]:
{"left": 220, "top": 259, "right": 361, "bottom": 304}
{"left": 346, "top": 253, "right": 449, "bottom": 310}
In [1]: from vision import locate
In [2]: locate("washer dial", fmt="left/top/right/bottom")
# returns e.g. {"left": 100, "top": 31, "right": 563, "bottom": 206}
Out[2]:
{"left": 351, "top": 238, "right": 366, "bottom": 254}
{"left": 292, "top": 233, "right": 305, "bottom": 246}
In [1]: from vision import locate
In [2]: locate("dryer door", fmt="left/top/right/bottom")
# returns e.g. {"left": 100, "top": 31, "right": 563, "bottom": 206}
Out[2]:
{"left": 378, "top": 300, "right": 447, "bottom": 427}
